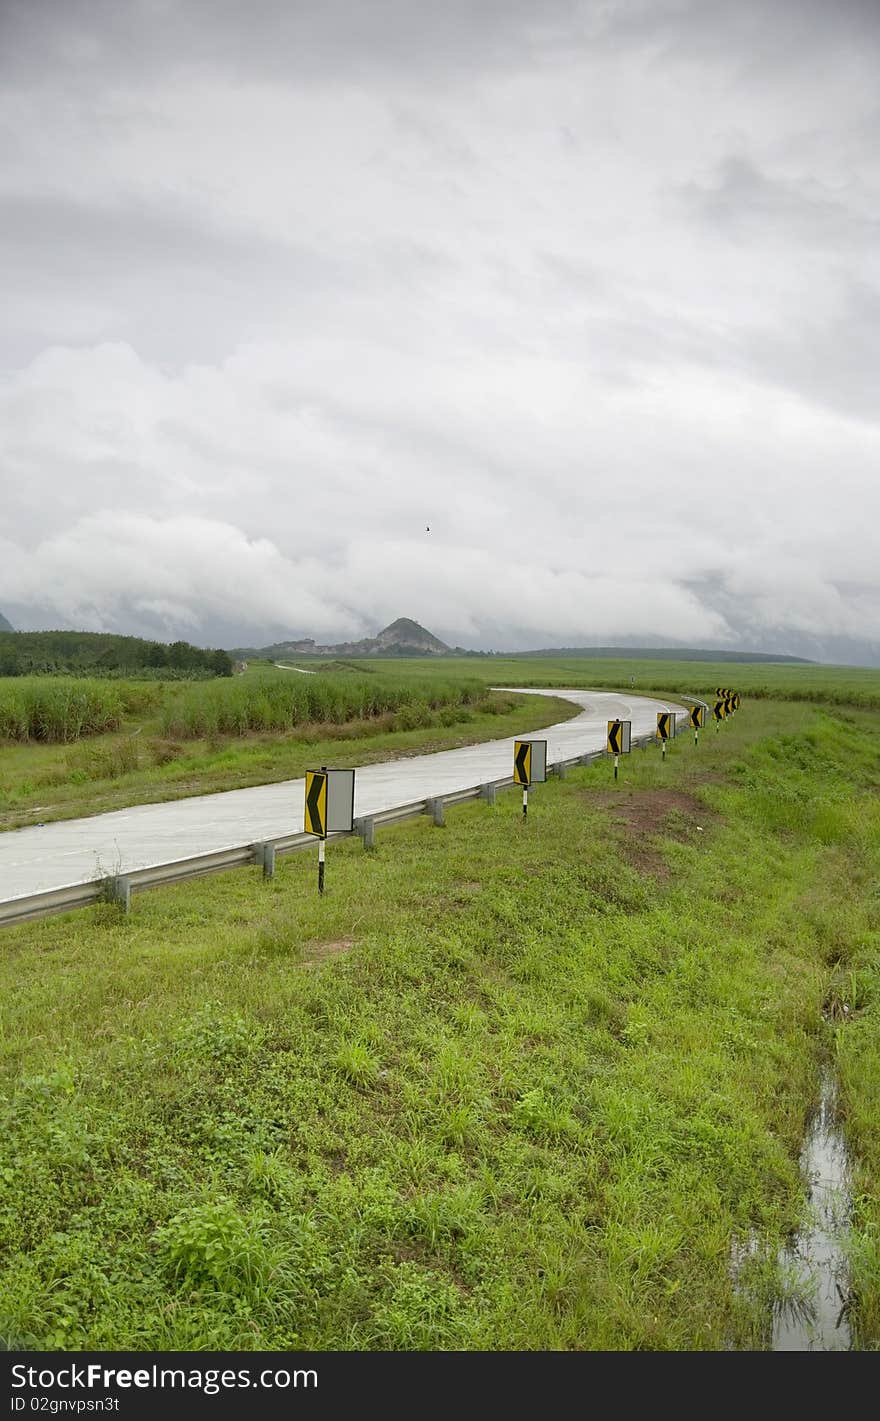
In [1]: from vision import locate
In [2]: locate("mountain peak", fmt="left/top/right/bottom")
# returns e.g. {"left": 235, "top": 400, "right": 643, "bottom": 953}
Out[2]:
{"left": 375, "top": 618, "right": 449, "bottom": 653}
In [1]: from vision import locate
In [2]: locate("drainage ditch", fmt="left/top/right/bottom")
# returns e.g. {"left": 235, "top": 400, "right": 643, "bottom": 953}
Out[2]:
{"left": 771, "top": 1064, "right": 853, "bottom": 1350}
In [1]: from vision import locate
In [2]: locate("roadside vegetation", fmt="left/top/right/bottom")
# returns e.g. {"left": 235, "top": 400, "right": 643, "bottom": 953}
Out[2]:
{"left": 0, "top": 678, "right": 161, "bottom": 744}
{"left": 1, "top": 672, "right": 879, "bottom": 1349}
{"left": 159, "top": 670, "right": 491, "bottom": 739}
{"left": 5, "top": 653, "right": 877, "bottom": 830}
{"left": 260, "top": 651, "right": 880, "bottom": 711}
{"left": 366, "top": 653, "right": 880, "bottom": 712}
{"left": 0, "top": 664, "right": 577, "bottom": 830}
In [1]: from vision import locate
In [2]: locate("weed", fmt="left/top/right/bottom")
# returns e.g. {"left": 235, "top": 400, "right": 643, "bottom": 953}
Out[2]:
{"left": 155, "top": 1199, "right": 272, "bottom": 1291}
{"left": 334, "top": 1041, "right": 381, "bottom": 1088}
{"left": 512, "top": 1088, "right": 579, "bottom": 1141}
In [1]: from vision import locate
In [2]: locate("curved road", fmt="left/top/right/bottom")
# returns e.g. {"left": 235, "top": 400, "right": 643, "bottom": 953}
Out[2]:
{"left": 0, "top": 688, "right": 684, "bottom": 907}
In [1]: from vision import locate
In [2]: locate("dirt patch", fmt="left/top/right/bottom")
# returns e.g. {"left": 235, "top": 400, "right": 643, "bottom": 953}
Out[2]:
{"left": 595, "top": 787, "right": 712, "bottom": 835}
{"left": 452, "top": 881, "right": 483, "bottom": 903}
{"left": 591, "top": 788, "right": 716, "bottom": 877}
{"left": 300, "top": 937, "right": 355, "bottom": 968}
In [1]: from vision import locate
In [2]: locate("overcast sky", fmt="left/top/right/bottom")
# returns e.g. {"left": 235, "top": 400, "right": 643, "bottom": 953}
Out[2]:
{"left": 1, "top": 0, "right": 879, "bottom": 660}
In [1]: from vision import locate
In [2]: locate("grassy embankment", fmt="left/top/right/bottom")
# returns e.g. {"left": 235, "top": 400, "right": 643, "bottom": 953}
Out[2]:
{"left": 0, "top": 664, "right": 578, "bottom": 830}
{"left": 1, "top": 668, "right": 879, "bottom": 1349}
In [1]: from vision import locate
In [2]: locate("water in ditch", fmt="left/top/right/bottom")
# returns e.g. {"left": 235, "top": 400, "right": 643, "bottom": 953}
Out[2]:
{"left": 771, "top": 1066, "right": 852, "bottom": 1350}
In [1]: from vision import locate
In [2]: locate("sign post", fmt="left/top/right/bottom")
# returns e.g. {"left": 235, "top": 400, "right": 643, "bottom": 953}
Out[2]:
{"left": 303, "top": 767, "right": 355, "bottom": 893}
{"left": 656, "top": 712, "right": 674, "bottom": 760}
{"left": 690, "top": 704, "right": 704, "bottom": 746}
{"left": 513, "top": 739, "right": 547, "bottom": 819}
{"left": 606, "top": 719, "right": 631, "bottom": 781}
{"left": 716, "top": 687, "right": 738, "bottom": 719}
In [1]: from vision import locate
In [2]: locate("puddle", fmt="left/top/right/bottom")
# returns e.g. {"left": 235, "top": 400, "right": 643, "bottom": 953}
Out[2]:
{"left": 771, "top": 1067, "right": 852, "bottom": 1350}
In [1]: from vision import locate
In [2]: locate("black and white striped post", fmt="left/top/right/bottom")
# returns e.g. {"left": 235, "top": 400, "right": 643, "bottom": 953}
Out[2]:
{"left": 513, "top": 740, "right": 547, "bottom": 823}
{"left": 319, "top": 763, "right": 326, "bottom": 894}
{"left": 606, "top": 719, "right": 631, "bottom": 782}
{"left": 303, "top": 766, "right": 355, "bottom": 895}
{"left": 656, "top": 712, "right": 674, "bottom": 761}
{"left": 690, "top": 704, "right": 704, "bottom": 748}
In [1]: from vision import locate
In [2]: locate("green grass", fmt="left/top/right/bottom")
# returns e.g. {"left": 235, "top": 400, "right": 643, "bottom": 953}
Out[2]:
{"left": 2, "top": 696, "right": 879, "bottom": 1348}
{"left": 358, "top": 654, "right": 880, "bottom": 711}
{"left": 159, "top": 669, "right": 491, "bottom": 739}
{"left": 0, "top": 666, "right": 493, "bottom": 748}
{"left": 0, "top": 678, "right": 162, "bottom": 743}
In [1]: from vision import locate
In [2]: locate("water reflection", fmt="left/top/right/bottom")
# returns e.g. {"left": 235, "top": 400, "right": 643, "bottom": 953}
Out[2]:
{"left": 772, "top": 1068, "right": 852, "bottom": 1351}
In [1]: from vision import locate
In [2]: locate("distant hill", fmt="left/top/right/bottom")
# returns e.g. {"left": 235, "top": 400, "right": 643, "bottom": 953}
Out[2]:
{"left": 0, "top": 630, "right": 233, "bottom": 677}
{"left": 229, "top": 625, "right": 816, "bottom": 665}
{"left": 0, "top": 611, "right": 13, "bottom": 633}
{"left": 232, "top": 617, "right": 450, "bottom": 660}
{"left": 375, "top": 617, "right": 450, "bottom": 654}
{"left": 508, "top": 646, "right": 815, "bottom": 664}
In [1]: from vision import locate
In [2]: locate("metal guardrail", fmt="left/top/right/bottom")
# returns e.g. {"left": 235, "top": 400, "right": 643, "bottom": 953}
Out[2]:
{"left": 0, "top": 697, "right": 706, "bottom": 928}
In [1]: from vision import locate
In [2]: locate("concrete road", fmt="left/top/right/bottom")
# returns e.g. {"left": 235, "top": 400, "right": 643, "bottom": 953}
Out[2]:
{"left": 0, "top": 688, "right": 684, "bottom": 905}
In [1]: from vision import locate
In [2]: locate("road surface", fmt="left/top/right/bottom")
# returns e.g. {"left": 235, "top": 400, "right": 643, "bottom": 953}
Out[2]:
{"left": 0, "top": 688, "right": 684, "bottom": 907}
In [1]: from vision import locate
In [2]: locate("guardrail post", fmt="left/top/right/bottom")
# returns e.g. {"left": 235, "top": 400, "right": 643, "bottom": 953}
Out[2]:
{"left": 479, "top": 782, "right": 497, "bottom": 805}
{"left": 553, "top": 761, "right": 567, "bottom": 779}
{"left": 354, "top": 817, "right": 375, "bottom": 850}
{"left": 252, "top": 841, "right": 276, "bottom": 880}
{"left": 426, "top": 797, "right": 445, "bottom": 827}
{"left": 104, "top": 875, "right": 131, "bottom": 913}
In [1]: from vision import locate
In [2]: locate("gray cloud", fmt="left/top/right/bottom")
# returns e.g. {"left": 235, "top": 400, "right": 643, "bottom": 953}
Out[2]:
{"left": 6, "top": 1, "right": 879, "bottom": 87}
{"left": 0, "top": 510, "right": 733, "bottom": 649}
{"left": 679, "top": 156, "right": 880, "bottom": 250}
{"left": 0, "top": 0, "right": 578, "bottom": 88}
{"left": 735, "top": 279, "right": 879, "bottom": 425}
{"left": 0, "top": 190, "right": 357, "bottom": 366}
{"left": 1, "top": 1, "right": 879, "bottom": 660}
{"left": 594, "top": 0, "right": 880, "bottom": 69}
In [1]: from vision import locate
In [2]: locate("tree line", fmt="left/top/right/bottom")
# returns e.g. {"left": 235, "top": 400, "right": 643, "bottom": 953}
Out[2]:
{"left": 0, "top": 631, "right": 233, "bottom": 678}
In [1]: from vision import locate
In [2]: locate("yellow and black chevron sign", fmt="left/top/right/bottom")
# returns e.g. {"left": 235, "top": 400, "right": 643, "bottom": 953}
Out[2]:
{"left": 513, "top": 740, "right": 532, "bottom": 786}
{"left": 304, "top": 770, "right": 328, "bottom": 837}
{"left": 656, "top": 712, "right": 673, "bottom": 741}
{"left": 713, "top": 699, "right": 726, "bottom": 721}
{"left": 733, "top": 692, "right": 741, "bottom": 710}
{"left": 724, "top": 694, "right": 735, "bottom": 716}
{"left": 607, "top": 719, "right": 623, "bottom": 754}
{"left": 690, "top": 705, "right": 704, "bottom": 729}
